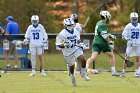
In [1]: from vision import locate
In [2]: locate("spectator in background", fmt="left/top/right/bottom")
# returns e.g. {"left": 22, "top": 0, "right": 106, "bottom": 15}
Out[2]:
{"left": 0, "top": 22, "right": 3, "bottom": 29}
{"left": 0, "top": 22, "right": 5, "bottom": 34}
{"left": 0, "top": 23, "right": 4, "bottom": 78}
{"left": 3, "top": 16, "right": 20, "bottom": 70}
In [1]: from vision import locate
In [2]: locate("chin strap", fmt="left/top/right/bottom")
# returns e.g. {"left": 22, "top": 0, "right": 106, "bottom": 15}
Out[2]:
{"left": 33, "top": 24, "right": 38, "bottom": 28}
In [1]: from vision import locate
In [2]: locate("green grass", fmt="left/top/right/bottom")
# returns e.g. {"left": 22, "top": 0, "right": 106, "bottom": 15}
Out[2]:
{"left": 0, "top": 71, "right": 140, "bottom": 93}
{"left": 0, "top": 52, "right": 136, "bottom": 71}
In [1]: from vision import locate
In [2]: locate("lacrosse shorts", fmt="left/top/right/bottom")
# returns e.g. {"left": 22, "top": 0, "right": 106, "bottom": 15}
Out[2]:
{"left": 126, "top": 46, "right": 140, "bottom": 56}
{"left": 92, "top": 43, "right": 111, "bottom": 53}
{"left": 29, "top": 46, "right": 44, "bottom": 55}
{"left": 3, "top": 41, "right": 17, "bottom": 55}
{"left": 64, "top": 48, "right": 83, "bottom": 67}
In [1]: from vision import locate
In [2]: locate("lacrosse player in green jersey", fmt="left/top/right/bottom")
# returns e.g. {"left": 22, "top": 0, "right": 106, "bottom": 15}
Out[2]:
{"left": 86, "top": 10, "right": 118, "bottom": 76}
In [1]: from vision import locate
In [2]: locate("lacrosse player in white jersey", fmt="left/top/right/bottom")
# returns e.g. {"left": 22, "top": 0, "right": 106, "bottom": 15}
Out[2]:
{"left": 23, "top": 15, "right": 48, "bottom": 77}
{"left": 70, "top": 13, "right": 86, "bottom": 74}
{"left": 56, "top": 18, "right": 89, "bottom": 86}
{"left": 70, "top": 13, "right": 85, "bottom": 37}
{"left": 120, "top": 12, "right": 140, "bottom": 77}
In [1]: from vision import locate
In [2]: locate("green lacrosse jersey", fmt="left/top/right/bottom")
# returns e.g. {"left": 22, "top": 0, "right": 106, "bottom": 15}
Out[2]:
{"left": 93, "top": 20, "right": 108, "bottom": 44}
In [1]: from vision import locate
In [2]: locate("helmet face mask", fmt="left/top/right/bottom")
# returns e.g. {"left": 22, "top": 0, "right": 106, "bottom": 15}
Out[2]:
{"left": 100, "top": 11, "right": 111, "bottom": 24}
{"left": 63, "top": 18, "right": 74, "bottom": 31}
{"left": 130, "top": 12, "right": 138, "bottom": 24}
{"left": 31, "top": 15, "right": 39, "bottom": 26}
{"left": 66, "top": 25, "right": 74, "bottom": 31}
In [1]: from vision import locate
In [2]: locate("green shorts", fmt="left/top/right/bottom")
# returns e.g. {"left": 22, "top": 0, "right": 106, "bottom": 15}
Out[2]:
{"left": 92, "top": 43, "right": 111, "bottom": 53}
{"left": 3, "top": 41, "right": 17, "bottom": 55}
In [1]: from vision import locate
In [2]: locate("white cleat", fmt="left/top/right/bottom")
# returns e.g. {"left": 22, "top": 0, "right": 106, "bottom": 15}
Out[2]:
{"left": 81, "top": 68, "right": 90, "bottom": 81}
{"left": 41, "top": 72, "right": 46, "bottom": 77}
{"left": 70, "top": 75, "right": 77, "bottom": 86}
{"left": 119, "top": 73, "right": 125, "bottom": 78}
{"left": 81, "top": 73, "right": 90, "bottom": 81}
{"left": 29, "top": 72, "right": 35, "bottom": 77}
{"left": 112, "top": 71, "right": 119, "bottom": 76}
{"left": 134, "top": 73, "right": 140, "bottom": 77}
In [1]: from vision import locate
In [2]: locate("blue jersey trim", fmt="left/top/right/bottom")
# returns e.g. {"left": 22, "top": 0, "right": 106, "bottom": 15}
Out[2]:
{"left": 65, "top": 28, "right": 74, "bottom": 34}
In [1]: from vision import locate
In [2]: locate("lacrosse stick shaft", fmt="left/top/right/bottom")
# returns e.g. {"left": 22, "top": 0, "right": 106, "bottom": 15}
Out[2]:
{"left": 113, "top": 49, "right": 126, "bottom": 60}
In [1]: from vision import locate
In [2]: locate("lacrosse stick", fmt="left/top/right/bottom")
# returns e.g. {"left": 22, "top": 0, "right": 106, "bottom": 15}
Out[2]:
{"left": 113, "top": 49, "right": 134, "bottom": 68}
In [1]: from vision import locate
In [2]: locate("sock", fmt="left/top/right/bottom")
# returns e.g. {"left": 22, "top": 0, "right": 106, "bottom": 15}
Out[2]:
{"left": 14, "top": 65, "right": 18, "bottom": 68}
{"left": 86, "top": 58, "right": 94, "bottom": 69}
{"left": 138, "top": 67, "right": 140, "bottom": 74}
{"left": 7, "top": 64, "right": 11, "bottom": 67}
{"left": 81, "top": 67, "right": 87, "bottom": 74}
{"left": 32, "top": 69, "right": 36, "bottom": 73}
{"left": 111, "top": 67, "right": 116, "bottom": 72}
{"left": 86, "top": 64, "right": 89, "bottom": 69}
{"left": 31, "top": 54, "right": 36, "bottom": 69}
{"left": 41, "top": 69, "right": 45, "bottom": 73}
{"left": 135, "top": 69, "right": 138, "bottom": 74}
{"left": 122, "top": 69, "right": 125, "bottom": 74}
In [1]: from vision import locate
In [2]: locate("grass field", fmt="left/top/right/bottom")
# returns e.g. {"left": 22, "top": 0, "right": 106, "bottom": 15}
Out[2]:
{"left": 0, "top": 52, "right": 139, "bottom": 93}
{"left": 0, "top": 52, "right": 137, "bottom": 71}
{"left": 0, "top": 71, "right": 140, "bottom": 93}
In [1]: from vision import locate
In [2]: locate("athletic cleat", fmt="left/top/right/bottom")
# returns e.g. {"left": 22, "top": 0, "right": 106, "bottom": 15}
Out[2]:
{"left": 41, "top": 72, "right": 46, "bottom": 77}
{"left": 13, "top": 67, "right": 19, "bottom": 71}
{"left": 112, "top": 71, "right": 119, "bottom": 76}
{"left": 81, "top": 72, "right": 90, "bottom": 81}
{"left": 6, "top": 66, "right": 11, "bottom": 70}
{"left": 134, "top": 73, "right": 140, "bottom": 77}
{"left": 81, "top": 68, "right": 90, "bottom": 81}
{"left": 119, "top": 73, "right": 125, "bottom": 78}
{"left": 29, "top": 72, "right": 35, "bottom": 77}
{"left": 70, "top": 75, "right": 77, "bottom": 86}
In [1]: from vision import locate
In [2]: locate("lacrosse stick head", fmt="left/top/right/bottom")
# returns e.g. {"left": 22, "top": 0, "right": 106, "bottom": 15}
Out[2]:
{"left": 125, "top": 60, "right": 134, "bottom": 68}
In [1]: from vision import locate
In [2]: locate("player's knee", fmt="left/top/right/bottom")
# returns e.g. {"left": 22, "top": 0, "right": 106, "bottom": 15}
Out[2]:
{"left": 78, "top": 55, "right": 86, "bottom": 63}
{"left": 67, "top": 62, "right": 75, "bottom": 67}
{"left": 89, "top": 57, "right": 95, "bottom": 62}
{"left": 107, "top": 52, "right": 114, "bottom": 58}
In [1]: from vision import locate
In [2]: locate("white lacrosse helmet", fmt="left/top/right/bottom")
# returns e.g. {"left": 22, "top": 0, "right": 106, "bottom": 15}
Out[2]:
{"left": 70, "top": 14, "right": 78, "bottom": 20}
{"left": 31, "top": 15, "right": 39, "bottom": 26}
{"left": 100, "top": 10, "right": 111, "bottom": 23}
{"left": 63, "top": 18, "right": 74, "bottom": 31}
{"left": 130, "top": 12, "right": 138, "bottom": 23}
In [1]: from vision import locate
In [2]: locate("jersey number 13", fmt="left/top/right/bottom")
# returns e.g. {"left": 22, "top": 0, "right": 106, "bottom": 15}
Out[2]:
{"left": 33, "top": 33, "right": 39, "bottom": 40}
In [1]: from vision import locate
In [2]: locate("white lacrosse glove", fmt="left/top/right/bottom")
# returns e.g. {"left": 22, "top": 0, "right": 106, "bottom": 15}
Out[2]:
{"left": 78, "top": 43, "right": 87, "bottom": 50}
{"left": 42, "top": 41, "right": 48, "bottom": 50}
{"left": 12, "top": 40, "right": 16, "bottom": 44}
{"left": 64, "top": 40, "right": 73, "bottom": 48}
{"left": 22, "top": 38, "right": 29, "bottom": 45}
{"left": 64, "top": 41, "right": 73, "bottom": 48}
{"left": 127, "top": 40, "right": 133, "bottom": 46}
{"left": 122, "top": 35, "right": 130, "bottom": 41}
{"left": 108, "top": 41, "right": 114, "bottom": 50}
{"left": 109, "top": 34, "right": 116, "bottom": 40}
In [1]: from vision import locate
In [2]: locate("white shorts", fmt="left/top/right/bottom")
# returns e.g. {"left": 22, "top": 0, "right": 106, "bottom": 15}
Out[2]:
{"left": 126, "top": 46, "right": 140, "bottom": 57}
{"left": 30, "top": 46, "right": 44, "bottom": 55}
{"left": 64, "top": 48, "right": 83, "bottom": 66}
